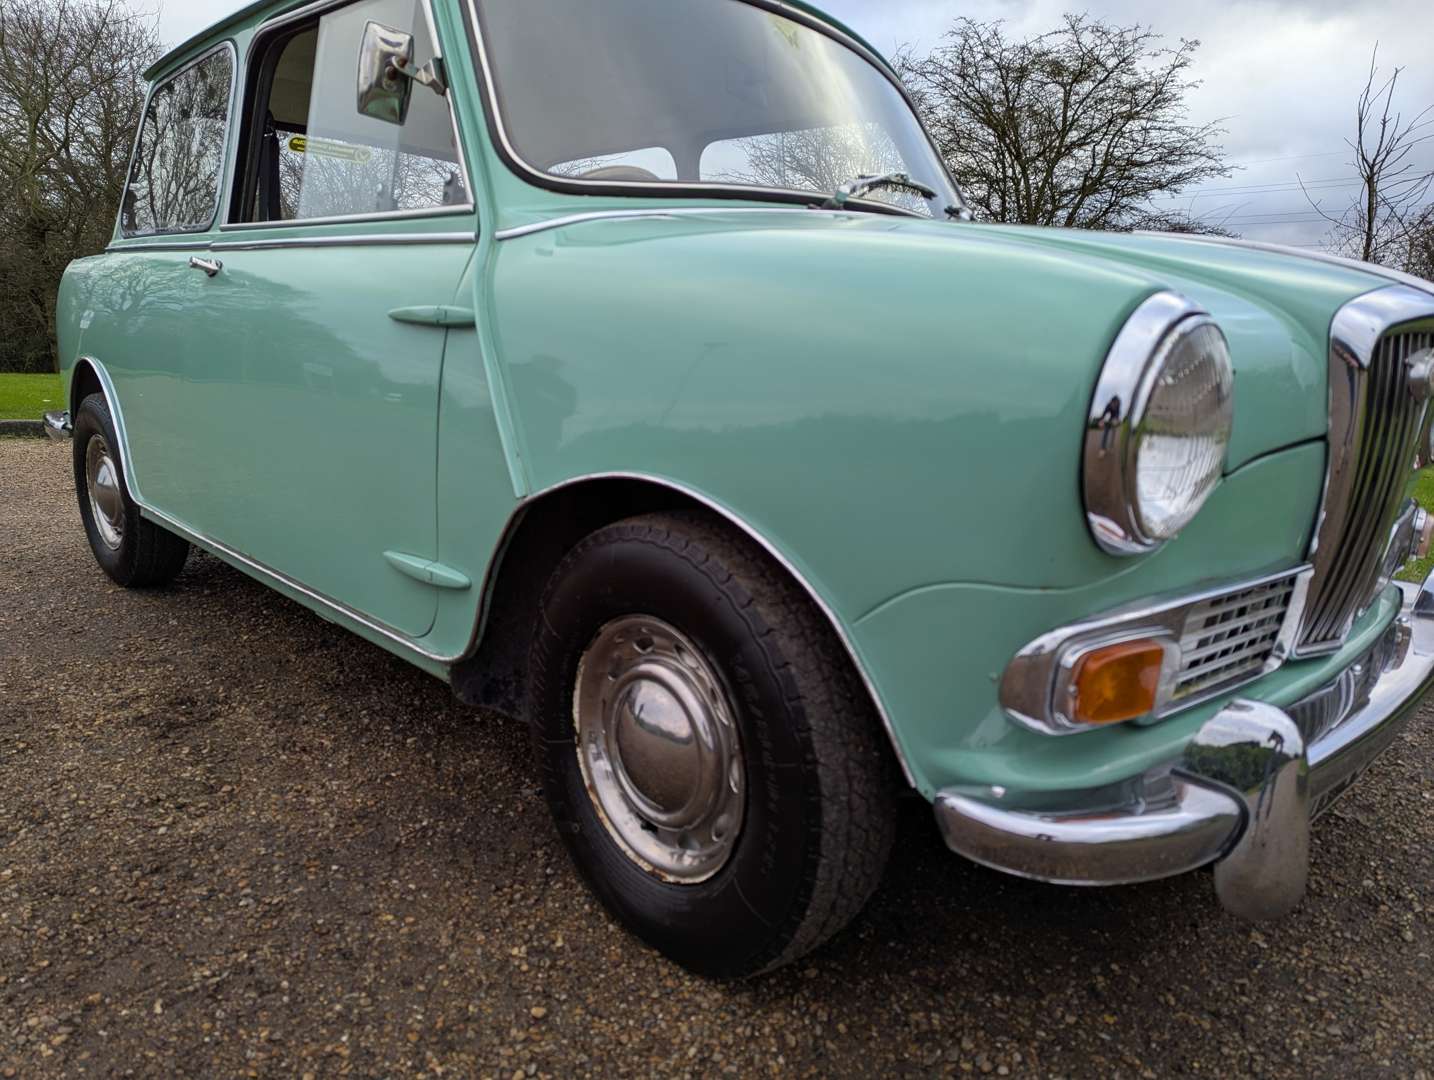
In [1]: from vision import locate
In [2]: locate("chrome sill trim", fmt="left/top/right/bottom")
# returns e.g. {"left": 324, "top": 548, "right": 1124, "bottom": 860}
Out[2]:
{"left": 139, "top": 504, "right": 456, "bottom": 664}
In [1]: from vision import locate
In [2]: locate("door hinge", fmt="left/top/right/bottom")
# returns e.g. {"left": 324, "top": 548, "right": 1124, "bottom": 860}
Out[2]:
{"left": 387, "top": 305, "right": 477, "bottom": 329}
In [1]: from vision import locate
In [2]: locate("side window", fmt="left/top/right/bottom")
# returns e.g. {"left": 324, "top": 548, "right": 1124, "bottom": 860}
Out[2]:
{"left": 122, "top": 48, "right": 234, "bottom": 236}
{"left": 245, "top": 0, "right": 466, "bottom": 223}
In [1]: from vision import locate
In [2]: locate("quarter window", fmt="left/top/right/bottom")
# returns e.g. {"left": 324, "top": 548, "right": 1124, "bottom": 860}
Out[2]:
{"left": 241, "top": 0, "right": 466, "bottom": 223}
{"left": 121, "top": 47, "right": 234, "bottom": 236}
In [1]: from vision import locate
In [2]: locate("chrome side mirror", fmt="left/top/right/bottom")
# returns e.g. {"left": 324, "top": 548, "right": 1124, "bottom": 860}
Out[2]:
{"left": 357, "top": 21, "right": 447, "bottom": 126}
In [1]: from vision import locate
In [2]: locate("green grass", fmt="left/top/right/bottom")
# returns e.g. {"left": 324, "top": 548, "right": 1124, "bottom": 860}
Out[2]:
{"left": 0, "top": 372, "right": 63, "bottom": 421}
{"left": 1397, "top": 467, "right": 1434, "bottom": 583}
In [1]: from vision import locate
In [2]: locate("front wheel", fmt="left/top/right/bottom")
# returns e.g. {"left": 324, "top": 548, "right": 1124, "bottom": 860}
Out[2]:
{"left": 528, "top": 511, "right": 897, "bottom": 977}
{"left": 72, "top": 393, "right": 189, "bottom": 588}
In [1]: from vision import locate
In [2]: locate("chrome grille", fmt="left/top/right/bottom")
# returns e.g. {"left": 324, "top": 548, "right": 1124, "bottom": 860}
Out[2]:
{"left": 1298, "top": 289, "right": 1434, "bottom": 655}
{"left": 1171, "top": 576, "right": 1296, "bottom": 702}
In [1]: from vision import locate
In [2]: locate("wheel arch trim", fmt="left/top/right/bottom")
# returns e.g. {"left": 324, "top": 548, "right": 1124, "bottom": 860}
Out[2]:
{"left": 472, "top": 471, "right": 919, "bottom": 788}
{"left": 69, "top": 356, "right": 142, "bottom": 504}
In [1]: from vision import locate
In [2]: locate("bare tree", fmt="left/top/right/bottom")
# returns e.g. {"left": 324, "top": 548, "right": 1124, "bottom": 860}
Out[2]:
{"left": 897, "top": 15, "right": 1231, "bottom": 231}
{"left": 1302, "top": 47, "right": 1434, "bottom": 269}
{"left": 0, "top": 0, "right": 160, "bottom": 372}
{"left": 1405, "top": 207, "right": 1434, "bottom": 281}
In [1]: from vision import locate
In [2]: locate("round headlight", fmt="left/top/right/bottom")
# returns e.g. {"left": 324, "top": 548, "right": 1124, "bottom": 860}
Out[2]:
{"left": 1083, "top": 293, "right": 1234, "bottom": 556}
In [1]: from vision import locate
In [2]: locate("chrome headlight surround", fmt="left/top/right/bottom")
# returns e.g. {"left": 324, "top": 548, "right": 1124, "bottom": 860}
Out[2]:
{"left": 1083, "top": 292, "right": 1235, "bottom": 556}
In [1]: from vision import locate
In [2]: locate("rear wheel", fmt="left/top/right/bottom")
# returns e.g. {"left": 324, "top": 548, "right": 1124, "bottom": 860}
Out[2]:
{"left": 72, "top": 393, "right": 189, "bottom": 588}
{"left": 528, "top": 510, "right": 897, "bottom": 977}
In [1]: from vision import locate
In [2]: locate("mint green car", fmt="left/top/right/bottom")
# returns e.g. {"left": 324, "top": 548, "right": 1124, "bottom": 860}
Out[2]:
{"left": 48, "top": 0, "right": 1434, "bottom": 976}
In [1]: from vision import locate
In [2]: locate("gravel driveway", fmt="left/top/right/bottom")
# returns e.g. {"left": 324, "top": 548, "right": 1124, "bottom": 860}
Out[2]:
{"left": 3, "top": 436, "right": 1433, "bottom": 1078}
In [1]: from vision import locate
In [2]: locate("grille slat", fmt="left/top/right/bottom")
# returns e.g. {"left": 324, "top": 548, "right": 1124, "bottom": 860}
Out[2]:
{"left": 1180, "top": 618, "right": 1286, "bottom": 663}
{"left": 1168, "top": 576, "right": 1297, "bottom": 705}
{"left": 1298, "top": 319, "right": 1432, "bottom": 653}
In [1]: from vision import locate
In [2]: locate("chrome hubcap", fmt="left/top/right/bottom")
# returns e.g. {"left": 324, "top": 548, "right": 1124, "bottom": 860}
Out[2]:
{"left": 574, "top": 616, "right": 745, "bottom": 883}
{"left": 85, "top": 435, "right": 124, "bottom": 551}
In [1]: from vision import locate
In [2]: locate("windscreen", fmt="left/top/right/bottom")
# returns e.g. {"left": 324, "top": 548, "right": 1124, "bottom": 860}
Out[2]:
{"left": 476, "top": 0, "right": 958, "bottom": 215}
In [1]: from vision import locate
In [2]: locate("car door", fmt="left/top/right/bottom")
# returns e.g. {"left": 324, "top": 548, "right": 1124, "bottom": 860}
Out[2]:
{"left": 182, "top": 0, "right": 476, "bottom": 639}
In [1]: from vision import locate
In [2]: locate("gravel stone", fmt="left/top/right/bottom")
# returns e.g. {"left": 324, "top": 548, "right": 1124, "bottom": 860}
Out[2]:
{"left": 2, "top": 438, "right": 1433, "bottom": 1076}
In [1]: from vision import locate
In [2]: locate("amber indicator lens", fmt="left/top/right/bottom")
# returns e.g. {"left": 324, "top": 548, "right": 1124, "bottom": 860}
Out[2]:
{"left": 1071, "top": 639, "right": 1166, "bottom": 726}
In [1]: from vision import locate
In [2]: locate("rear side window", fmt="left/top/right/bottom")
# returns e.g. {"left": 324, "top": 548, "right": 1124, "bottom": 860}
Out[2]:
{"left": 121, "top": 47, "right": 235, "bottom": 237}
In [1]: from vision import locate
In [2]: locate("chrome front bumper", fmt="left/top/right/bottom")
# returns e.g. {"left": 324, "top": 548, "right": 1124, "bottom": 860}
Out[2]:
{"left": 935, "top": 577, "right": 1434, "bottom": 921}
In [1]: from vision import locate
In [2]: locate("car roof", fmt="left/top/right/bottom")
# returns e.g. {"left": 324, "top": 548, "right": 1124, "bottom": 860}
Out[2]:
{"left": 144, "top": 0, "right": 895, "bottom": 84}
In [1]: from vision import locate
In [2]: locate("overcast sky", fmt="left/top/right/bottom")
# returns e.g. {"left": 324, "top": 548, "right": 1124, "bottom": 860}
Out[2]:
{"left": 157, "top": 0, "right": 1434, "bottom": 248}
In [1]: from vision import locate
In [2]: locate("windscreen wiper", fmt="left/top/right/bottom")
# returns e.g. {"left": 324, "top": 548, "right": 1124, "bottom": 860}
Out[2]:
{"left": 820, "top": 172, "right": 938, "bottom": 211}
{"left": 820, "top": 172, "right": 968, "bottom": 221}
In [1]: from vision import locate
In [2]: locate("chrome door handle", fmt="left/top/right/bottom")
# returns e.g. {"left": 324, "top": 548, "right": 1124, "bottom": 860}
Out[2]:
{"left": 188, "top": 256, "right": 223, "bottom": 278}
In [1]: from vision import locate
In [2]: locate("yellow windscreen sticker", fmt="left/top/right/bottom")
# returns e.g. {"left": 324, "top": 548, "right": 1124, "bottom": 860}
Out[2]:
{"left": 287, "top": 135, "right": 373, "bottom": 164}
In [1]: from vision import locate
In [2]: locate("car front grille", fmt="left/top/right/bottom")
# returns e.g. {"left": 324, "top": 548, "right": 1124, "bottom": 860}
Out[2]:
{"left": 1170, "top": 575, "right": 1298, "bottom": 704}
{"left": 1297, "top": 296, "right": 1434, "bottom": 655}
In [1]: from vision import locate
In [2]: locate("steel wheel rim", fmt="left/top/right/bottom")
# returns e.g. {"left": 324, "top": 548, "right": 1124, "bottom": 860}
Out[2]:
{"left": 573, "top": 616, "right": 745, "bottom": 883}
{"left": 85, "top": 434, "right": 124, "bottom": 551}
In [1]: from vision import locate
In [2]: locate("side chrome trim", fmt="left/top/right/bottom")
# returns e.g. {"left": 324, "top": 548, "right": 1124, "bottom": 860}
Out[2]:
{"left": 106, "top": 241, "right": 214, "bottom": 254}
{"left": 210, "top": 232, "right": 474, "bottom": 252}
{"left": 1082, "top": 291, "right": 1211, "bottom": 556}
{"left": 220, "top": 207, "right": 475, "bottom": 231}
{"left": 1137, "top": 232, "right": 1434, "bottom": 299}
{"left": 472, "top": 471, "right": 920, "bottom": 787}
{"left": 1000, "top": 565, "right": 1311, "bottom": 736}
{"left": 493, "top": 206, "right": 881, "bottom": 242}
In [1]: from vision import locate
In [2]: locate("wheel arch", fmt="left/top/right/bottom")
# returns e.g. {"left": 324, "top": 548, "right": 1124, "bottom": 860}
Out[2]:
{"left": 69, "top": 356, "right": 140, "bottom": 502}
{"left": 452, "top": 473, "right": 917, "bottom": 788}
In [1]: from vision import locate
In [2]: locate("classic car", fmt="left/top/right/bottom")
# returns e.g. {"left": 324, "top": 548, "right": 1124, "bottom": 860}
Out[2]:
{"left": 46, "top": 0, "right": 1434, "bottom": 977}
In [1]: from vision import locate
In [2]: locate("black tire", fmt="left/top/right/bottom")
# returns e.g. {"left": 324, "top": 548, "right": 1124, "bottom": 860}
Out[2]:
{"left": 72, "top": 392, "right": 189, "bottom": 588}
{"left": 528, "top": 510, "right": 897, "bottom": 977}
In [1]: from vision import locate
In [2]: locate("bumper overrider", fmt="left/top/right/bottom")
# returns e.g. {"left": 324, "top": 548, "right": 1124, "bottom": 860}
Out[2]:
{"left": 935, "top": 575, "right": 1434, "bottom": 921}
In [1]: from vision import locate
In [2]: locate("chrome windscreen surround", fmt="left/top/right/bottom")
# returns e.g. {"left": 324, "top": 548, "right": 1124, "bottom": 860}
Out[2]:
{"left": 1001, "top": 566, "right": 1310, "bottom": 735}
{"left": 1082, "top": 292, "right": 1231, "bottom": 556}
{"left": 1296, "top": 286, "right": 1434, "bottom": 655}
